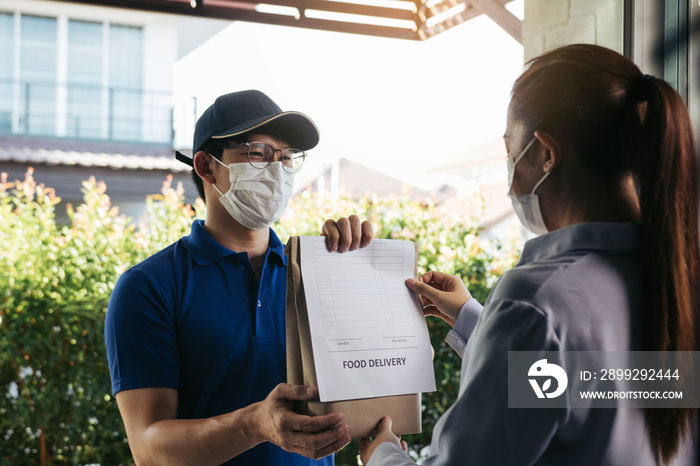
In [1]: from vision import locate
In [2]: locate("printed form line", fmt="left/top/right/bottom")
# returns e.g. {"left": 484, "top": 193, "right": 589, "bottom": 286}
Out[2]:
{"left": 328, "top": 346, "right": 419, "bottom": 353}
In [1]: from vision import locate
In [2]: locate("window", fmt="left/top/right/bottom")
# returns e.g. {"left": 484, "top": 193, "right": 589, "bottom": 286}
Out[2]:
{"left": 20, "top": 15, "right": 57, "bottom": 135}
{"left": 0, "top": 11, "right": 157, "bottom": 143}
{"left": 109, "top": 24, "right": 143, "bottom": 140}
{"left": 625, "top": 0, "right": 700, "bottom": 143}
{"left": 0, "top": 12, "right": 13, "bottom": 132}
{"left": 67, "top": 19, "right": 103, "bottom": 139}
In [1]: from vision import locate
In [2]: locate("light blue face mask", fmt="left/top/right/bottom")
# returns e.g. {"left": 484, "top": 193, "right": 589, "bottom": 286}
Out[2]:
{"left": 506, "top": 137, "right": 550, "bottom": 235}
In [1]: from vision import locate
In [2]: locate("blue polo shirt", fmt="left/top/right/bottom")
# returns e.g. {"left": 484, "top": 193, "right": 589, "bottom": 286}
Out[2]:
{"left": 105, "top": 220, "right": 333, "bottom": 465}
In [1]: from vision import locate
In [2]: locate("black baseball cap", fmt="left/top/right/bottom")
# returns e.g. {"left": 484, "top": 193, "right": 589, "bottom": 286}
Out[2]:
{"left": 175, "top": 90, "right": 320, "bottom": 167}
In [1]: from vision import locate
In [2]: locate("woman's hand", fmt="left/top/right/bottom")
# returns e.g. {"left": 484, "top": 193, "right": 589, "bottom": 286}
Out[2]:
{"left": 359, "top": 417, "right": 408, "bottom": 465}
{"left": 321, "top": 215, "right": 373, "bottom": 252}
{"left": 406, "top": 271, "right": 472, "bottom": 327}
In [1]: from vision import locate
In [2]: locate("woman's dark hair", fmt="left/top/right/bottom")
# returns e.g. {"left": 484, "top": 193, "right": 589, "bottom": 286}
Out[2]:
{"left": 191, "top": 137, "right": 244, "bottom": 202}
{"left": 511, "top": 44, "right": 699, "bottom": 463}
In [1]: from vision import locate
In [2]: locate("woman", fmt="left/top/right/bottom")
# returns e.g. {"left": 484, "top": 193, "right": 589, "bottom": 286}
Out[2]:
{"left": 360, "top": 44, "right": 699, "bottom": 465}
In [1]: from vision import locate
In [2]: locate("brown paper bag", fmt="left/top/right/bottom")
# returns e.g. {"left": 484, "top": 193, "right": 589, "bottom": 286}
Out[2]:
{"left": 285, "top": 236, "right": 422, "bottom": 439}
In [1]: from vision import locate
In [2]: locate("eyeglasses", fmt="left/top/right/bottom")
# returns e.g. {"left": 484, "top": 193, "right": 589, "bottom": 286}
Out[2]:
{"left": 228, "top": 141, "right": 306, "bottom": 174}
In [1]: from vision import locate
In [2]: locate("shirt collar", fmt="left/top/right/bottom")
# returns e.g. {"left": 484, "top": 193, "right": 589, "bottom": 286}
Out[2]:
{"left": 268, "top": 228, "right": 288, "bottom": 265}
{"left": 183, "top": 220, "right": 288, "bottom": 266}
{"left": 517, "top": 222, "right": 640, "bottom": 266}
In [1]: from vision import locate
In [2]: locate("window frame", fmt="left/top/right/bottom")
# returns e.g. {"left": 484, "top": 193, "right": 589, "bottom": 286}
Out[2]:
{"left": 624, "top": 0, "right": 700, "bottom": 145}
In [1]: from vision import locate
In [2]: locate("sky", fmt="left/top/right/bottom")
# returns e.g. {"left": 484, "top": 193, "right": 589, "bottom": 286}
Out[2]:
{"left": 173, "top": 1, "right": 524, "bottom": 191}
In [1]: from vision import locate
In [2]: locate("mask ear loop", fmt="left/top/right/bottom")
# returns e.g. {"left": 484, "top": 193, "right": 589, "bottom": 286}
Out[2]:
{"left": 531, "top": 171, "right": 550, "bottom": 194}
{"left": 209, "top": 153, "right": 228, "bottom": 168}
{"left": 208, "top": 153, "right": 229, "bottom": 197}
{"left": 513, "top": 137, "right": 538, "bottom": 166}
{"left": 508, "top": 136, "right": 538, "bottom": 194}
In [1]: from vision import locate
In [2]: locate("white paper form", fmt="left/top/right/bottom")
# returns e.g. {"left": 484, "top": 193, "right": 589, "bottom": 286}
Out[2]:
{"left": 299, "top": 236, "right": 437, "bottom": 402}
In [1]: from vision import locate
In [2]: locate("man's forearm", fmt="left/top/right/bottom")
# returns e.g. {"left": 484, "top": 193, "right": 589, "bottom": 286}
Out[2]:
{"left": 128, "top": 402, "right": 262, "bottom": 466}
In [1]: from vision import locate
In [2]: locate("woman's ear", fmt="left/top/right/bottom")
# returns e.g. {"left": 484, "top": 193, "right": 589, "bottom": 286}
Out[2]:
{"left": 534, "top": 130, "right": 561, "bottom": 173}
{"left": 193, "top": 151, "right": 217, "bottom": 185}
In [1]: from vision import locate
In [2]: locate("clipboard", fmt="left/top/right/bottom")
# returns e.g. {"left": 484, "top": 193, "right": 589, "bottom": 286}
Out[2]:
{"left": 285, "top": 236, "right": 422, "bottom": 439}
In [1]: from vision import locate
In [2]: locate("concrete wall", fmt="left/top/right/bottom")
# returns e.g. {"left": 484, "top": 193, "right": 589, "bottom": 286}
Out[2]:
{"left": 523, "top": 0, "right": 624, "bottom": 61}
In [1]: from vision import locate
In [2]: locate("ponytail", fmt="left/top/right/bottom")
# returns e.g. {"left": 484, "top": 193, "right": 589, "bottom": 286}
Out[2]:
{"left": 634, "top": 76, "right": 699, "bottom": 462}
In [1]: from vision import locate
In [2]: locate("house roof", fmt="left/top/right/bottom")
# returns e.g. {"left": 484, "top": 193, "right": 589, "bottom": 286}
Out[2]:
{"left": 428, "top": 137, "right": 505, "bottom": 175}
{"left": 304, "top": 157, "right": 460, "bottom": 201}
{"left": 0, "top": 136, "right": 189, "bottom": 173}
{"left": 0, "top": 137, "right": 198, "bottom": 217}
{"left": 429, "top": 137, "right": 513, "bottom": 230}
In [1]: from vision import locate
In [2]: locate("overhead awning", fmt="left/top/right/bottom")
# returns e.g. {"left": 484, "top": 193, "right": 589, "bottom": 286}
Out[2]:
{"left": 48, "top": 0, "right": 521, "bottom": 42}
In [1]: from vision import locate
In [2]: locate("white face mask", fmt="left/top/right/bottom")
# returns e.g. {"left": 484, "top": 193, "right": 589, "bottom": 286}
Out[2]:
{"left": 211, "top": 156, "right": 294, "bottom": 230}
{"left": 506, "top": 137, "right": 550, "bottom": 235}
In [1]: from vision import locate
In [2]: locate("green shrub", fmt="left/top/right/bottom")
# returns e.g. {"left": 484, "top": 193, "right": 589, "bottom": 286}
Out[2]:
{"left": 0, "top": 170, "right": 204, "bottom": 465}
{"left": 0, "top": 170, "right": 518, "bottom": 465}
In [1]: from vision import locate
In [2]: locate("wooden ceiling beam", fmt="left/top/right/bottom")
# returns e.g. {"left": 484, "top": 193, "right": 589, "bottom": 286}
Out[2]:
{"left": 230, "top": 0, "right": 418, "bottom": 21}
{"left": 44, "top": 0, "right": 420, "bottom": 39}
{"left": 44, "top": 0, "right": 520, "bottom": 41}
{"left": 467, "top": 0, "right": 521, "bottom": 43}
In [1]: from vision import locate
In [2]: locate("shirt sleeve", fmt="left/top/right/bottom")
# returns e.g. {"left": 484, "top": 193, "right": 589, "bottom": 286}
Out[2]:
{"left": 444, "top": 298, "right": 483, "bottom": 358}
{"left": 368, "top": 298, "right": 567, "bottom": 466}
{"left": 368, "top": 443, "right": 415, "bottom": 466}
{"left": 104, "top": 267, "right": 180, "bottom": 395}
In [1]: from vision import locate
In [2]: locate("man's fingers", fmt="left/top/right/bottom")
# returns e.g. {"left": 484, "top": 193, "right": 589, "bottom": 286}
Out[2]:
{"left": 348, "top": 215, "right": 362, "bottom": 250}
{"left": 360, "top": 220, "right": 373, "bottom": 247}
{"left": 265, "top": 383, "right": 353, "bottom": 460}
{"left": 284, "top": 421, "right": 348, "bottom": 449}
{"left": 321, "top": 217, "right": 374, "bottom": 252}
{"left": 324, "top": 217, "right": 353, "bottom": 252}
{"left": 272, "top": 383, "right": 318, "bottom": 401}
{"left": 278, "top": 411, "right": 345, "bottom": 433}
{"left": 335, "top": 217, "right": 352, "bottom": 252}
{"left": 321, "top": 219, "right": 339, "bottom": 251}
{"left": 293, "top": 433, "right": 352, "bottom": 460}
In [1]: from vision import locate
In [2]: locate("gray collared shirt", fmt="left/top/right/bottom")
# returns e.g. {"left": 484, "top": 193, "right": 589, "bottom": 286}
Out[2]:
{"left": 369, "top": 223, "right": 695, "bottom": 466}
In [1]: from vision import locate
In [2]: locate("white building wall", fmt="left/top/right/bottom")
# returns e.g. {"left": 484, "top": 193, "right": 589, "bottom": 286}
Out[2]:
{"left": 523, "top": 0, "right": 624, "bottom": 61}
{"left": 0, "top": 0, "right": 179, "bottom": 95}
{"left": 0, "top": 0, "right": 178, "bottom": 142}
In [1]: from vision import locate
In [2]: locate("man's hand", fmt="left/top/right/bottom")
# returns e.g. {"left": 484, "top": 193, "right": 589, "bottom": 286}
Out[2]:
{"left": 251, "top": 384, "right": 351, "bottom": 459}
{"left": 359, "top": 417, "right": 408, "bottom": 465}
{"left": 406, "top": 271, "right": 472, "bottom": 327}
{"left": 321, "top": 214, "right": 373, "bottom": 252}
